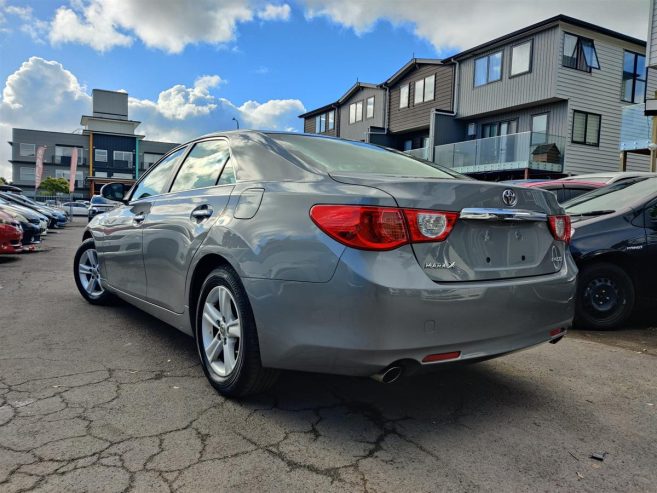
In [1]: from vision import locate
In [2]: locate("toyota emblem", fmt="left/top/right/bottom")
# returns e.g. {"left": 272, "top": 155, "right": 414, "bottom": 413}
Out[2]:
{"left": 502, "top": 189, "right": 518, "bottom": 207}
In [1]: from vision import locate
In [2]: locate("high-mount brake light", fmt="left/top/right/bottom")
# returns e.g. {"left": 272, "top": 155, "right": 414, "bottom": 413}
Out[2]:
{"left": 548, "top": 215, "right": 572, "bottom": 244}
{"left": 310, "top": 205, "right": 458, "bottom": 251}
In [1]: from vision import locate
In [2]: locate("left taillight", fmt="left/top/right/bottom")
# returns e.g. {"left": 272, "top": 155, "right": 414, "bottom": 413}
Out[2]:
{"left": 310, "top": 205, "right": 458, "bottom": 251}
{"left": 548, "top": 215, "right": 571, "bottom": 244}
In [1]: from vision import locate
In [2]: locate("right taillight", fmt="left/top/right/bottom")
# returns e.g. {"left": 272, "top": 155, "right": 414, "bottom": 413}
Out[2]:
{"left": 310, "top": 205, "right": 459, "bottom": 251}
{"left": 548, "top": 215, "right": 571, "bottom": 244}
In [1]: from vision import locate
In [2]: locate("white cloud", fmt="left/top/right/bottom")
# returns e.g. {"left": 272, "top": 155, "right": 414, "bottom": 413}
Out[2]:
{"left": 47, "top": 0, "right": 262, "bottom": 53}
{"left": 0, "top": 2, "right": 48, "bottom": 41}
{"left": 300, "top": 0, "right": 649, "bottom": 53}
{"left": 0, "top": 57, "right": 305, "bottom": 179}
{"left": 50, "top": 2, "right": 132, "bottom": 52}
{"left": 257, "top": 3, "right": 291, "bottom": 21}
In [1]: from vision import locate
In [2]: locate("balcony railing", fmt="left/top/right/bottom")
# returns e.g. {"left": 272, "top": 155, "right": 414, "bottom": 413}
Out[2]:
{"left": 404, "top": 147, "right": 430, "bottom": 160}
{"left": 620, "top": 103, "right": 652, "bottom": 152}
{"left": 433, "top": 131, "right": 565, "bottom": 174}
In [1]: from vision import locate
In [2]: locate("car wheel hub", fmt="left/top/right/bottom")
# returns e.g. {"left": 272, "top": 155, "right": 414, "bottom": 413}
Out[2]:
{"left": 78, "top": 249, "right": 104, "bottom": 298}
{"left": 584, "top": 277, "right": 619, "bottom": 314}
{"left": 201, "top": 286, "right": 241, "bottom": 377}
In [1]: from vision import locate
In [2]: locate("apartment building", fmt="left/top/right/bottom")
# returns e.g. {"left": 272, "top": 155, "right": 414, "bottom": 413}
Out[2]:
{"left": 299, "top": 82, "right": 386, "bottom": 141}
{"left": 620, "top": 0, "right": 657, "bottom": 171}
{"left": 301, "top": 15, "right": 650, "bottom": 180}
{"left": 437, "top": 15, "right": 649, "bottom": 179}
{"left": 9, "top": 89, "right": 178, "bottom": 197}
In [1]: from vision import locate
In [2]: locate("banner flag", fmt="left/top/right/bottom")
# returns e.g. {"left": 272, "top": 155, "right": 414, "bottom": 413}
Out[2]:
{"left": 69, "top": 147, "right": 78, "bottom": 193}
{"left": 35, "top": 146, "right": 46, "bottom": 189}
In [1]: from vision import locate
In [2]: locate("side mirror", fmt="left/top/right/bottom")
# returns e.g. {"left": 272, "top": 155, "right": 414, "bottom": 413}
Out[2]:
{"left": 100, "top": 182, "right": 128, "bottom": 203}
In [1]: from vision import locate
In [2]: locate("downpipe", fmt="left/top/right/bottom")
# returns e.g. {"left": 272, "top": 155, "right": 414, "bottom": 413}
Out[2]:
{"left": 371, "top": 365, "right": 403, "bottom": 384}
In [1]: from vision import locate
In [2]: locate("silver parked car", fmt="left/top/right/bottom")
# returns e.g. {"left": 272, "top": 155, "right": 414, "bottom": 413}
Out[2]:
{"left": 74, "top": 131, "right": 577, "bottom": 396}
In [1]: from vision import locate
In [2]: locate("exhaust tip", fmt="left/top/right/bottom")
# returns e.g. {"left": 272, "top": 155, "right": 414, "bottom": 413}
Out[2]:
{"left": 371, "top": 365, "right": 403, "bottom": 384}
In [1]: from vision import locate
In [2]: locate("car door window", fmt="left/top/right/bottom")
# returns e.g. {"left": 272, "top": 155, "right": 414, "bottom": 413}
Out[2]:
{"left": 170, "top": 140, "right": 230, "bottom": 193}
{"left": 217, "top": 160, "right": 236, "bottom": 185}
{"left": 131, "top": 147, "right": 187, "bottom": 200}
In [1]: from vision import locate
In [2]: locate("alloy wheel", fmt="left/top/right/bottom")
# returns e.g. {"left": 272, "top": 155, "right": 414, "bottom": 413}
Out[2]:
{"left": 201, "top": 286, "right": 242, "bottom": 377}
{"left": 78, "top": 248, "right": 104, "bottom": 298}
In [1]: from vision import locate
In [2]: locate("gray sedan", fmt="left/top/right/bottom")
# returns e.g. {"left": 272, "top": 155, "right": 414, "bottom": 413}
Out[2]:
{"left": 74, "top": 131, "right": 577, "bottom": 396}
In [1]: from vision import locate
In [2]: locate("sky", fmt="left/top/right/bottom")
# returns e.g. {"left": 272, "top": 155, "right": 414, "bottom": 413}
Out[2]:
{"left": 0, "top": 0, "right": 650, "bottom": 178}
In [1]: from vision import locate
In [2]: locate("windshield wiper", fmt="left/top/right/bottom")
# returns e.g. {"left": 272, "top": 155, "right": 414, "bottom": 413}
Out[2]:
{"left": 569, "top": 209, "right": 615, "bottom": 217}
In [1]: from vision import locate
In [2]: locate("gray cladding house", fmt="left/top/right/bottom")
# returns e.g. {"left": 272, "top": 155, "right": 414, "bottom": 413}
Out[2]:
{"left": 301, "top": 14, "right": 652, "bottom": 180}
{"left": 9, "top": 89, "right": 178, "bottom": 198}
{"left": 437, "top": 14, "right": 650, "bottom": 179}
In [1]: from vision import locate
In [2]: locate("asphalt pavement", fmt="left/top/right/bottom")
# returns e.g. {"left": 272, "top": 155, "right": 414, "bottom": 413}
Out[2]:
{"left": 0, "top": 223, "right": 656, "bottom": 492}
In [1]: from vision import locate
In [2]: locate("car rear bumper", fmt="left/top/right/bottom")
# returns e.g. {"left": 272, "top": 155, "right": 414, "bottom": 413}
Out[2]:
{"left": 244, "top": 245, "right": 577, "bottom": 376}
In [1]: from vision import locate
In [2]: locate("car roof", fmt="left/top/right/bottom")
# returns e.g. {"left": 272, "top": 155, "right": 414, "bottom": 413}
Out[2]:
{"left": 562, "top": 172, "right": 657, "bottom": 183}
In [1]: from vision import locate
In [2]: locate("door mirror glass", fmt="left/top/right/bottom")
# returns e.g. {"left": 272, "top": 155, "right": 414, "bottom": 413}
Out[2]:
{"left": 100, "top": 182, "right": 127, "bottom": 202}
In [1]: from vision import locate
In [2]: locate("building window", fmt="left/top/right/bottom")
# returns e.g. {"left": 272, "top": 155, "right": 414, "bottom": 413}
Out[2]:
{"left": 55, "top": 146, "right": 83, "bottom": 165}
{"left": 622, "top": 51, "right": 646, "bottom": 103}
{"left": 399, "top": 84, "right": 409, "bottom": 108}
{"left": 143, "top": 153, "right": 162, "bottom": 169}
{"left": 19, "top": 143, "right": 35, "bottom": 157}
{"left": 531, "top": 113, "right": 549, "bottom": 145}
{"left": 349, "top": 102, "right": 363, "bottom": 124}
{"left": 510, "top": 40, "right": 532, "bottom": 77}
{"left": 20, "top": 167, "right": 35, "bottom": 181}
{"left": 423, "top": 74, "right": 435, "bottom": 102}
{"left": 572, "top": 110, "right": 601, "bottom": 146}
{"left": 315, "top": 116, "right": 321, "bottom": 133}
{"left": 413, "top": 74, "right": 436, "bottom": 104}
{"left": 483, "top": 120, "right": 518, "bottom": 138}
{"left": 356, "top": 101, "right": 363, "bottom": 122}
{"left": 467, "top": 123, "right": 476, "bottom": 139}
{"left": 95, "top": 149, "right": 108, "bottom": 162}
{"left": 55, "top": 169, "right": 84, "bottom": 187}
{"left": 563, "top": 33, "right": 599, "bottom": 72}
{"left": 366, "top": 97, "right": 375, "bottom": 119}
{"left": 113, "top": 150, "right": 134, "bottom": 167}
{"left": 414, "top": 78, "right": 424, "bottom": 105}
{"left": 474, "top": 51, "right": 502, "bottom": 86}
{"left": 328, "top": 110, "right": 335, "bottom": 130}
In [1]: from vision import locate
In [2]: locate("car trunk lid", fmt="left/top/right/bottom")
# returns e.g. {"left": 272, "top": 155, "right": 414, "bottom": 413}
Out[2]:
{"left": 330, "top": 173, "right": 565, "bottom": 282}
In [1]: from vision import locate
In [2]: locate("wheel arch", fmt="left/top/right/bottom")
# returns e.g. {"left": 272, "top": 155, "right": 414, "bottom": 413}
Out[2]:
{"left": 577, "top": 250, "right": 638, "bottom": 288}
{"left": 187, "top": 253, "right": 236, "bottom": 335}
{"left": 82, "top": 229, "right": 93, "bottom": 242}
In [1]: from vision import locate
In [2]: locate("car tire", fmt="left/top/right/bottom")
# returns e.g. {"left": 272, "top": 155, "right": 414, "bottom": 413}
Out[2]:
{"left": 575, "top": 262, "right": 635, "bottom": 331}
{"left": 195, "top": 266, "right": 278, "bottom": 397}
{"left": 73, "top": 239, "right": 117, "bottom": 305}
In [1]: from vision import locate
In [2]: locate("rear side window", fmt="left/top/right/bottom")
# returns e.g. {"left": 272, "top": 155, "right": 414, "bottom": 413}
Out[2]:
{"left": 269, "top": 134, "right": 460, "bottom": 179}
{"left": 132, "top": 147, "right": 187, "bottom": 200}
{"left": 217, "top": 160, "right": 236, "bottom": 185}
{"left": 170, "top": 140, "right": 230, "bottom": 193}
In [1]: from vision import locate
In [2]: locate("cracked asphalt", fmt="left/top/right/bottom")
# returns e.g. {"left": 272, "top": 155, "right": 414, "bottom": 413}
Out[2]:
{"left": 1, "top": 223, "right": 656, "bottom": 492}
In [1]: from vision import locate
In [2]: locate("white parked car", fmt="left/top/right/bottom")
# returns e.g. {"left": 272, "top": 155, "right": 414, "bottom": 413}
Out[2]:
{"left": 61, "top": 202, "right": 89, "bottom": 216}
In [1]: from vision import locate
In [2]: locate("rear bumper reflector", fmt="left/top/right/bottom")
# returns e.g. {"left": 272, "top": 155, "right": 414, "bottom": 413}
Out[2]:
{"left": 549, "top": 327, "right": 566, "bottom": 337}
{"left": 422, "top": 351, "right": 461, "bottom": 363}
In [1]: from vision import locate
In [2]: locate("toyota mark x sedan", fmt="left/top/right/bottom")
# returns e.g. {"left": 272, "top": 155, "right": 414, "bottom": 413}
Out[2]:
{"left": 74, "top": 131, "right": 576, "bottom": 396}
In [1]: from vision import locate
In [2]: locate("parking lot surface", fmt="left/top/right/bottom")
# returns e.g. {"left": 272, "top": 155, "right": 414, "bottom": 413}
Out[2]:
{"left": 1, "top": 224, "right": 656, "bottom": 492}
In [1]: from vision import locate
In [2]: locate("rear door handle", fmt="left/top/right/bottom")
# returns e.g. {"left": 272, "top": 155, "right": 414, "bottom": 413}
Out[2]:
{"left": 133, "top": 212, "right": 146, "bottom": 224}
{"left": 191, "top": 205, "right": 213, "bottom": 221}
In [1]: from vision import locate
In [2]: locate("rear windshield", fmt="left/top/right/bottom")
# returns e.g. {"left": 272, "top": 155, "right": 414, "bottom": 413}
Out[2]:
{"left": 269, "top": 134, "right": 461, "bottom": 179}
{"left": 564, "top": 177, "right": 657, "bottom": 214}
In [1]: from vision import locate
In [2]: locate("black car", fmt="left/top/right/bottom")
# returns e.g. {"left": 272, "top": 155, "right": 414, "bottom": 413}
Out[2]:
{"left": 564, "top": 177, "right": 657, "bottom": 330}
{"left": 88, "top": 195, "right": 120, "bottom": 221}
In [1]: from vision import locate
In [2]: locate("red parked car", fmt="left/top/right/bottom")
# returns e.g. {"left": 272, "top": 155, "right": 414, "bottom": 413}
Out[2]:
{"left": 517, "top": 179, "right": 605, "bottom": 203}
{"left": 0, "top": 210, "right": 23, "bottom": 254}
